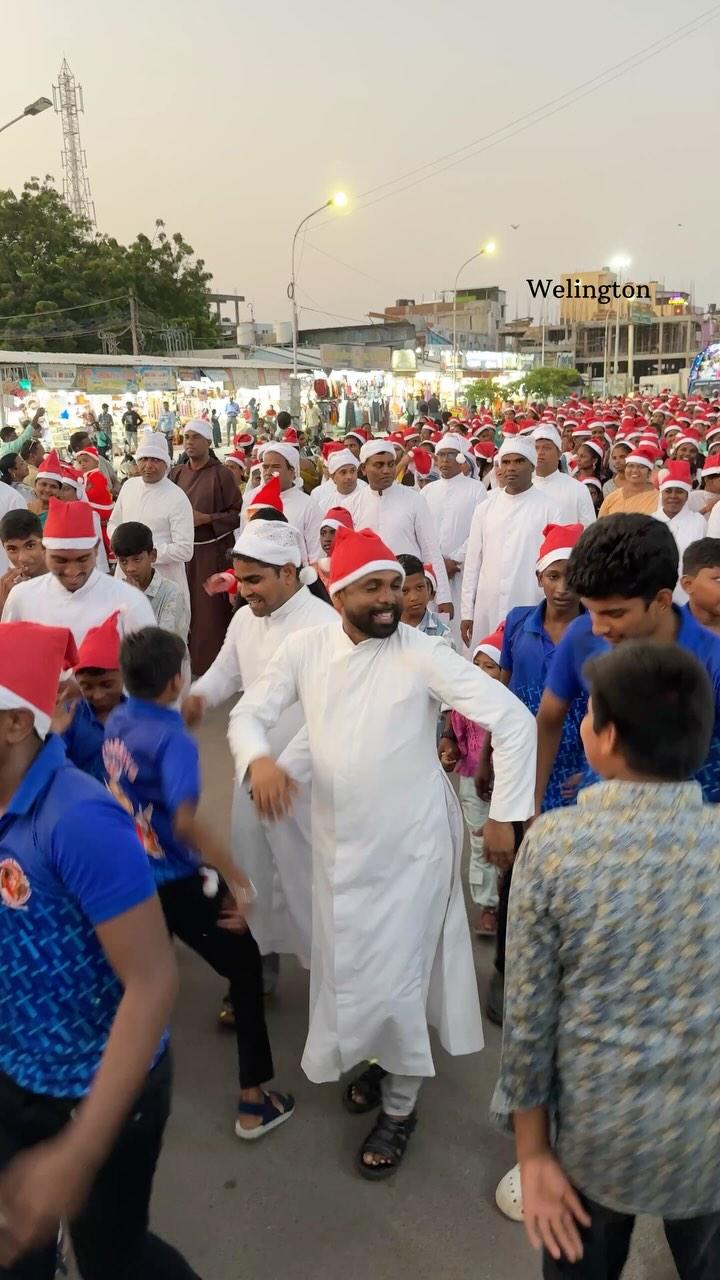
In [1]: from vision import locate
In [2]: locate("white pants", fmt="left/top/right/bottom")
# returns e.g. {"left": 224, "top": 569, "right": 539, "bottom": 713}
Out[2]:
{"left": 458, "top": 775, "right": 498, "bottom": 909}
{"left": 381, "top": 1074, "right": 423, "bottom": 1117}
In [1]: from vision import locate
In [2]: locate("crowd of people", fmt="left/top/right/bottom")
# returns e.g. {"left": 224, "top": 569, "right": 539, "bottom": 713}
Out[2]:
{"left": 0, "top": 387, "right": 720, "bottom": 1278}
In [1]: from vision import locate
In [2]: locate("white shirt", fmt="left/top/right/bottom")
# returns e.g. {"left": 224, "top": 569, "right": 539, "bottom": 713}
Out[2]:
{"left": 461, "top": 486, "right": 560, "bottom": 646}
{"left": 422, "top": 473, "right": 487, "bottom": 649}
{"left": 228, "top": 622, "right": 536, "bottom": 1082}
{"left": 654, "top": 503, "right": 708, "bottom": 604}
{"left": 706, "top": 501, "right": 720, "bottom": 537}
{"left": 311, "top": 477, "right": 365, "bottom": 525}
{"left": 242, "top": 483, "right": 322, "bottom": 563}
{"left": 533, "top": 468, "right": 596, "bottom": 527}
{"left": 107, "top": 476, "right": 194, "bottom": 601}
{"left": 2, "top": 567, "right": 156, "bottom": 645}
{"left": 0, "top": 482, "right": 26, "bottom": 574}
{"left": 354, "top": 483, "right": 451, "bottom": 605}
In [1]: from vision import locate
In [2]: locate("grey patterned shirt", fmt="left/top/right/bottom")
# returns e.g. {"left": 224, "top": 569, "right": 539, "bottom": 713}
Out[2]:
{"left": 144, "top": 570, "right": 190, "bottom": 643}
{"left": 492, "top": 780, "right": 720, "bottom": 1216}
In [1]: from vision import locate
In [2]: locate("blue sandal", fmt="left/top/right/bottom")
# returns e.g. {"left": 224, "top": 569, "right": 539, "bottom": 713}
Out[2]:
{"left": 235, "top": 1091, "right": 295, "bottom": 1141}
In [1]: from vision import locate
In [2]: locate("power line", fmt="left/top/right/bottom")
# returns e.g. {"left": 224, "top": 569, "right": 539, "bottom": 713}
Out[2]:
{"left": 0, "top": 294, "right": 128, "bottom": 322}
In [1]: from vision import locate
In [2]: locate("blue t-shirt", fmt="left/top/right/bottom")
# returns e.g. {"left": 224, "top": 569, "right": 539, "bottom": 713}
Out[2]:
{"left": 103, "top": 698, "right": 201, "bottom": 886}
{"left": 501, "top": 602, "right": 587, "bottom": 812}
{"left": 546, "top": 606, "right": 720, "bottom": 802}
{"left": 63, "top": 696, "right": 126, "bottom": 783}
{"left": 0, "top": 735, "right": 162, "bottom": 1098}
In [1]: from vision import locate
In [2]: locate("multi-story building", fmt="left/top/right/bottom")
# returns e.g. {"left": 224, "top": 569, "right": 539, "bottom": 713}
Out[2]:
{"left": 374, "top": 287, "right": 507, "bottom": 351}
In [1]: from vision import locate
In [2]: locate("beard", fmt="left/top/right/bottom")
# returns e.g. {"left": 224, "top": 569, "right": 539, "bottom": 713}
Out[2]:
{"left": 344, "top": 600, "right": 402, "bottom": 639}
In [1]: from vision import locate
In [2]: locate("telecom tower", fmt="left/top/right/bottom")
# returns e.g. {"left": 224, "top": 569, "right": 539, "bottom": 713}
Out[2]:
{"left": 52, "top": 59, "right": 96, "bottom": 226}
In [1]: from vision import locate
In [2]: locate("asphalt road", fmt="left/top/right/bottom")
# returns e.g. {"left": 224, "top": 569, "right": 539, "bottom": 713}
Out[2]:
{"left": 140, "top": 706, "right": 677, "bottom": 1280}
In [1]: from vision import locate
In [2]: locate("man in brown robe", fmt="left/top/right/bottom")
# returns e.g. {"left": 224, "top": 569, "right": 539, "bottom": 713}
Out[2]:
{"left": 171, "top": 420, "right": 242, "bottom": 675}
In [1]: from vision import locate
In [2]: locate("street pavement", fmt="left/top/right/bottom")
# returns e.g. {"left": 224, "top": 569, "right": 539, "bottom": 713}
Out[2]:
{"left": 142, "top": 706, "right": 678, "bottom": 1280}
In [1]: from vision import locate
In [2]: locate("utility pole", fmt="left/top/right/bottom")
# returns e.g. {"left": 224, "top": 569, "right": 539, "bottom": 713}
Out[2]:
{"left": 129, "top": 289, "right": 140, "bottom": 356}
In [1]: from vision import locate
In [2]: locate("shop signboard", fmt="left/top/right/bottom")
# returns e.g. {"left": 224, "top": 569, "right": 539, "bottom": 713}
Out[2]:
{"left": 36, "top": 363, "right": 77, "bottom": 391}
{"left": 391, "top": 350, "right": 417, "bottom": 373}
{"left": 320, "top": 344, "right": 393, "bottom": 373}
{"left": 136, "top": 365, "right": 177, "bottom": 392}
{"left": 77, "top": 365, "right": 139, "bottom": 394}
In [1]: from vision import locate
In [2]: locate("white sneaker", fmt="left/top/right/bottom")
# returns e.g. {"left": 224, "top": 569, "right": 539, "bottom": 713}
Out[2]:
{"left": 495, "top": 1163, "right": 524, "bottom": 1221}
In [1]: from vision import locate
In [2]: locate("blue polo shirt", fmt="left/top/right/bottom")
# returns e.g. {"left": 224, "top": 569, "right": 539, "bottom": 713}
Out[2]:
{"left": 0, "top": 735, "right": 162, "bottom": 1099}
{"left": 501, "top": 602, "right": 588, "bottom": 811}
{"left": 63, "top": 696, "right": 126, "bottom": 783}
{"left": 103, "top": 698, "right": 201, "bottom": 886}
{"left": 546, "top": 606, "right": 720, "bottom": 802}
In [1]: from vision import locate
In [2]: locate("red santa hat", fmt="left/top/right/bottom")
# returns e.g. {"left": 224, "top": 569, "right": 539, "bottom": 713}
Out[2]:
{"left": 224, "top": 450, "right": 248, "bottom": 469}
{"left": 0, "top": 622, "right": 78, "bottom": 738}
{"left": 36, "top": 449, "right": 64, "bottom": 486}
{"left": 423, "top": 563, "right": 438, "bottom": 596}
{"left": 76, "top": 443, "right": 100, "bottom": 461}
{"left": 321, "top": 441, "right": 344, "bottom": 461}
{"left": 345, "top": 428, "right": 370, "bottom": 445}
{"left": 320, "top": 506, "right": 354, "bottom": 532}
{"left": 674, "top": 427, "right": 702, "bottom": 450}
{"left": 702, "top": 452, "right": 720, "bottom": 478}
{"left": 472, "top": 627, "right": 505, "bottom": 667}
{"left": 660, "top": 460, "right": 693, "bottom": 493}
{"left": 76, "top": 611, "right": 121, "bottom": 671}
{"left": 42, "top": 498, "right": 98, "bottom": 550}
{"left": 61, "top": 465, "right": 84, "bottom": 493}
{"left": 83, "top": 469, "right": 114, "bottom": 516}
{"left": 328, "top": 526, "right": 403, "bottom": 597}
{"left": 282, "top": 427, "right": 300, "bottom": 445}
{"left": 408, "top": 446, "right": 432, "bottom": 476}
{"left": 246, "top": 474, "right": 284, "bottom": 514}
{"left": 233, "top": 431, "right": 255, "bottom": 450}
{"left": 581, "top": 437, "right": 606, "bottom": 459}
{"left": 625, "top": 444, "right": 657, "bottom": 469}
{"left": 536, "top": 523, "right": 584, "bottom": 573}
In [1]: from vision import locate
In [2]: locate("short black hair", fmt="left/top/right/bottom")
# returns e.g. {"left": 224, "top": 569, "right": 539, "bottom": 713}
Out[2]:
{"left": 110, "top": 521, "right": 154, "bottom": 558}
{"left": 119, "top": 628, "right": 186, "bottom": 700}
{"left": 246, "top": 508, "right": 287, "bottom": 524}
{"left": 69, "top": 430, "right": 91, "bottom": 453}
{"left": 585, "top": 642, "right": 713, "bottom": 780}
{"left": 567, "top": 514, "right": 678, "bottom": 603}
{"left": 0, "top": 427, "right": 16, "bottom": 443}
{"left": 0, "top": 509, "right": 43, "bottom": 543}
{"left": 682, "top": 538, "right": 720, "bottom": 579}
{"left": 276, "top": 411, "right": 292, "bottom": 431}
{"left": 396, "top": 554, "right": 425, "bottom": 578}
{"left": 0, "top": 453, "right": 19, "bottom": 483}
{"left": 20, "top": 439, "right": 42, "bottom": 461}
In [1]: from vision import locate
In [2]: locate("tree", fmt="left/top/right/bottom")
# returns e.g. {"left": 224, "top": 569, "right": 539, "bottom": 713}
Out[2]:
{"left": 464, "top": 377, "right": 515, "bottom": 406}
{"left": 0, "top": 178, "right": 220, "bottom": 354}
{"left": 519, "top": 367, "right": 582, "bottom": 399}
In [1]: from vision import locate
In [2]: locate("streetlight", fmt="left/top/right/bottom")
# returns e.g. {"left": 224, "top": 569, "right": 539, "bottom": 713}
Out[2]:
{"left": 0, "top": 96, "right": 52, "bottom": 136}
{"left": 609, "top": 254, "right": 632, "bottom": 382}
{"left": 288, "top": 191, "right": 348, "bottom": 376}
{"left": 452, "top": 241, "right": 496, "bottom": 398}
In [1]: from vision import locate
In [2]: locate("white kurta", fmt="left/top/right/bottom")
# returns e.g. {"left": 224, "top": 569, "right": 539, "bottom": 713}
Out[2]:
{"left": 2, "top": 568, "right": 156, "bottom": 644}
{"left": 422, "top": 473, "right": 487, "bottom": 649}
{"left": 107, "top": 476, "right": 194, "bottom": 604}
{"left": 653, "top": 504, "right": 708, "bottom": 604}
{"left": 228, "top": 623, "right": 536, "bottom": 1083}
{"left": 0, "top": 483, "right": 26, "bottom": 574}
{"left": 191, "top": 588, "right": 339, "bottom": 962}
{"left": 241, "top": 484, "right": 322, "bottom": 562}
{"left": 311, "top": 478, "right": 365, "bottom": 525}
{"left": 354, "top": 483, "right": 451, "bottom": 605}
{"left": 533, "top": 468, "right": 596, "bottom": 527}
{"left": 461, "top": 486, "right": 560, "bottom": 646}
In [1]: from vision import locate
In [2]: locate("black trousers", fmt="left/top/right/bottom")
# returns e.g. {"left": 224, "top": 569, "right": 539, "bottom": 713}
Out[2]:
{"left": 493, "top": 821, "right": 526, "bottom": 976}
{"left": 159, "top": 873, "right": 274, "bottom": 1089}
{"left": 542, "top": 1191, "right": 720, "bottom": 1280}
{"left": 0, "top": 1053, "right": 200, "bottom": 1280}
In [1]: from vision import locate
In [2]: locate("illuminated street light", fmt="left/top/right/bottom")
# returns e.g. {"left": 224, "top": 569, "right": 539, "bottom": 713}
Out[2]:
{"left": 288, "top": 192, "right": 350, "bottom": 377}
{"left": 452, "top": 241, "right": 498, "bottom": 393}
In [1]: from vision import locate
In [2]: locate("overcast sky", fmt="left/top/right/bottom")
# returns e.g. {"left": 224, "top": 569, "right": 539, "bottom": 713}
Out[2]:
{"left": 3, "top": 0, "right": 719, "bottom": 334}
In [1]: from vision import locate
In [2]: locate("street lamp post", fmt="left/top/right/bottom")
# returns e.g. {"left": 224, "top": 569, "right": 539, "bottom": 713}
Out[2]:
{"left": 610, "top": 254, "right": 631, "bottom": 386}
{"left": 288, "top": 191, "right": 347, "bottom": 377}
{"left": 452, "top": 241, "right": 496, "bottom": 399}
{"left": 0, "top": 96, "right": 52, "bottom": 136}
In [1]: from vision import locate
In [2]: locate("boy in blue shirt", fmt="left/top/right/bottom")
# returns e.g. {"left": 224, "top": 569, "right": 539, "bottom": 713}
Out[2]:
{"left": 62, "top": 610, "right": 125, "bottom": 782}
{"left": 105, "top": 626, "right": 294, "bottom": 1140}
{"left": 0, "top": 621, "right": 197, "bottom": 1277}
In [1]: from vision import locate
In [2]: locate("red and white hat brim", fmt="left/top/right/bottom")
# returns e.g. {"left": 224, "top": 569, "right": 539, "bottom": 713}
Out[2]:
{"left": 42, "top": 535, "right": 99, "bottom": 550}
{"left": 472, "top": 643, "right": 502, "bottom": 665}
{"left": 0, "top": 686, "right": 50, "bottom": 737}
{"left": 660, "top": 479, "right": 692, "bottom": 493}
{"left": 329, "top": 558, "right": 404, "bottom": 596}
{"left": 36, "top": 470, "right": 64, "bottom": 486}
{"left": 536, "top": 546, "right": 574, "bottom": 573}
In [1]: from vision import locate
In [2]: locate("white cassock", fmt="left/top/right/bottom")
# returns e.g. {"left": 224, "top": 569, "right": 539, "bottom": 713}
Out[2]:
{"left": 191, "top": 587, "right": 339, "bottom": 963}
{"left": 241, "top": 484, "right": 322, "bottom": 562}
{"left": 107, "top": 476, "right": 194, "bottom": 604}
{"left": 461, "top": 487, "right": 560, "bottom": 646}
{"left": 422, "top": 473, "right": 487, "bottom": 650}
{"left": 2, "top": 568, "right": 155, "bottom": 645}
{"left": 653, "top": 504, "right": 708, "bottom": 604}
{"left": 311, "top": 479, "right": 365, "bottom": 524}
{"left": 354, "top": 484, "right": 451, "bottom": 605}
{"left": 0, "top": 483, "right": 26, "bottom": 574}
{"left": 533, "top": 468, "right": 596, "bottom": 527}
{"left": 229, "top": 623, "right": 536, "bottom": 1082}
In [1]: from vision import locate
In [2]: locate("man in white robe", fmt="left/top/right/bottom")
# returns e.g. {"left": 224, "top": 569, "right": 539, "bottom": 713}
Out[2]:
{"left": 421, "top": 433, "right": 487, "bottom": 650}
{"left": 2, "top": 498, "right": 154, "bottom": 644}
{"left": 461, "top": 436, "right": 560, "bottom": 649}
{"left": 184, "top": 519, "right": 338, "bottom": 974}
{"left": 532, "top": 425, "right": 596, "bottom": 526}
{"left": 107, "top": 430, "right": 194, "bottom": 605}
{"left": 354, "top": 440, "right": 452, "bottom": 612}
{"left": 241, "top": 443, "right": 322, "bottom": 562}
{"left": 311, "top": 448, "right": 365, "bottom": 525}
{"left": 653, "top": 461, "right": 707, "bottom": 604}
{"left": 228, "top": 525, "right": 536, "bottom": 1178}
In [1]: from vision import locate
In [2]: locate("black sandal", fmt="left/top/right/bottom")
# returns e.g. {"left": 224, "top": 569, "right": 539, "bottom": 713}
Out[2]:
{"left": 356, "top": 1110, "right": 417, "bottom": 1181}
{"left": 342, "top": 1063, "right": 387, "bottom": 1115}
